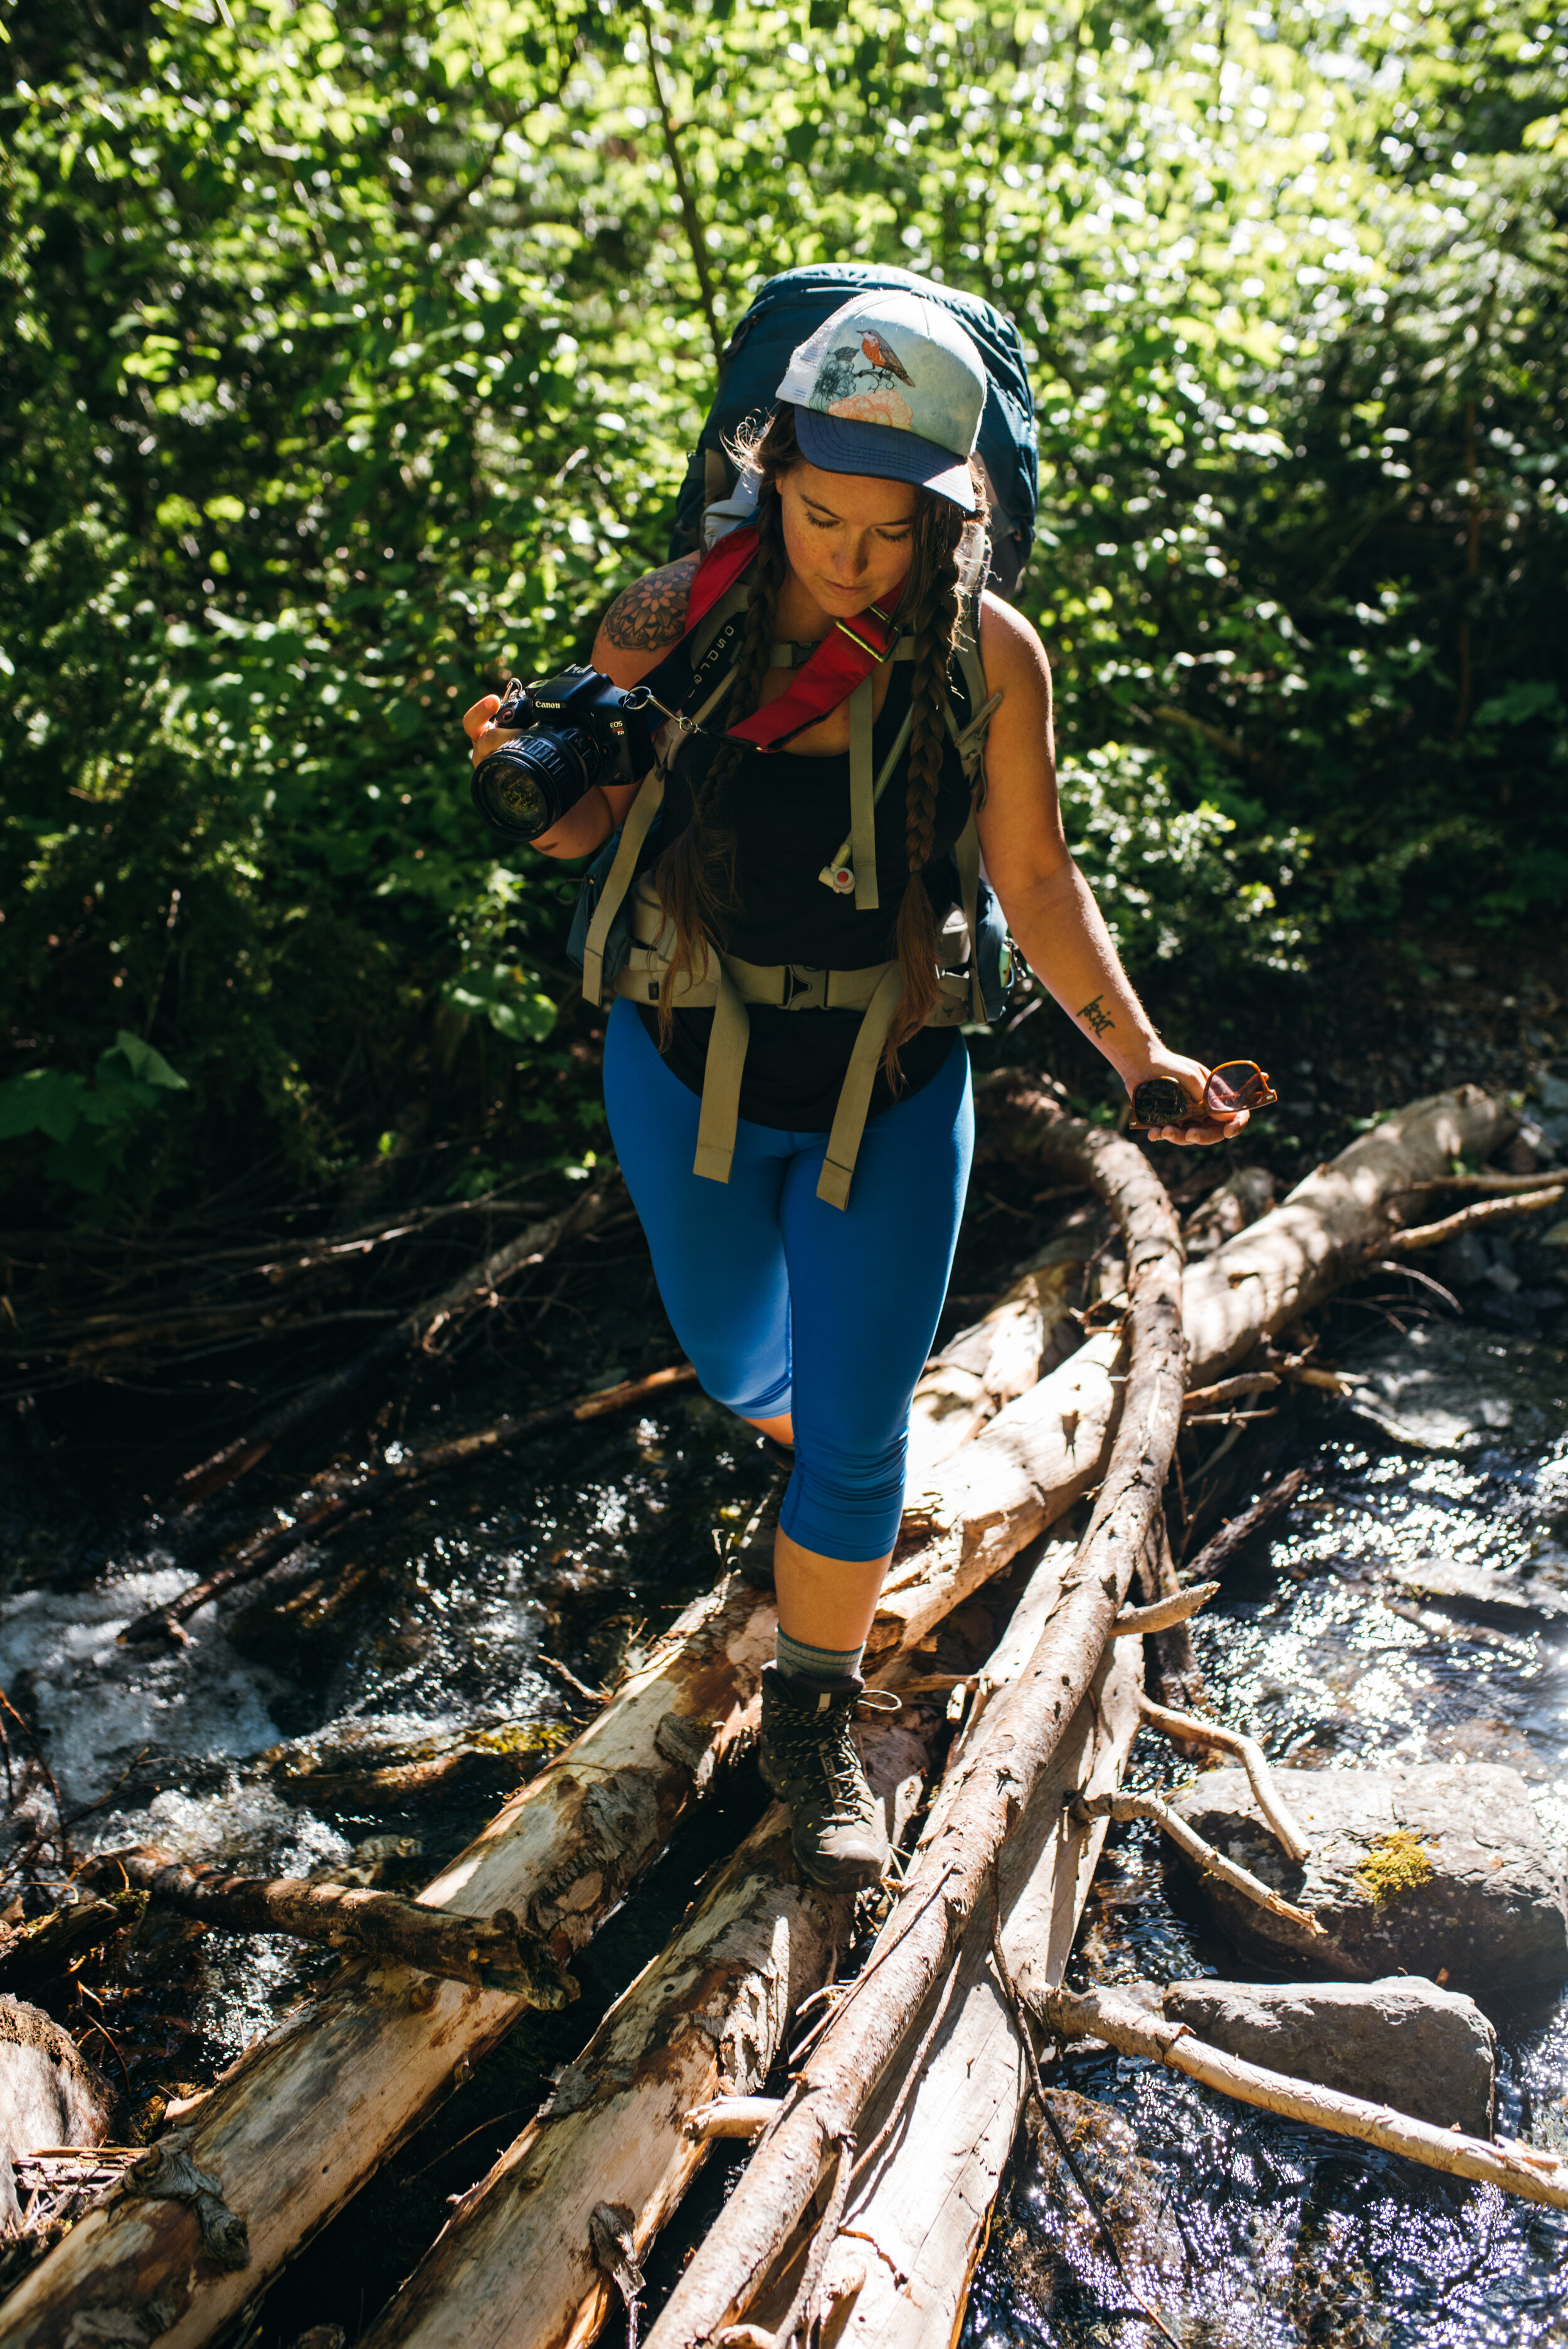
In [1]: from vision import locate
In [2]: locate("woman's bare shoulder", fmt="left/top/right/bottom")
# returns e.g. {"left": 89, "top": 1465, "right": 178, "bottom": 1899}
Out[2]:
{"left": 600, "top": 554, "right": 700, "bottom": 652}
{"left": 977, "top": 588, "right": 1048, "bottom": 677}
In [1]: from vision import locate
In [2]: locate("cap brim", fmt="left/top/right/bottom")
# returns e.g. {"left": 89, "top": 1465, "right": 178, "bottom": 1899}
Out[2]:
{"left": 793, "top": 407, "right": 977, "bottom": 514}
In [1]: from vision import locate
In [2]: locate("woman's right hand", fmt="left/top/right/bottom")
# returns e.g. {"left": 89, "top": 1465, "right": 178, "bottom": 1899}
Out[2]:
{"left": 462, "top": 694, "right": 516, "bottom": 768}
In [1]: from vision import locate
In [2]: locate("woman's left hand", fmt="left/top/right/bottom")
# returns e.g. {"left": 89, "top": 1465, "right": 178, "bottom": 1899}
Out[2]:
{"left": 1125, "top": 1047, "right": 1249, "bottom": 1147}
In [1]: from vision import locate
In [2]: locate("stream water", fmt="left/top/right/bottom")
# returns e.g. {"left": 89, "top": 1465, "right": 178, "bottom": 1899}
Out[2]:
{"left": 3, "top": 1307, "right": 1568, "bottom": 2346}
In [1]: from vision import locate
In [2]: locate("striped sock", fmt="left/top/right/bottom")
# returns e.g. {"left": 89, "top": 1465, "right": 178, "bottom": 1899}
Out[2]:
{"left": 775, "top": 1626, "right": 865, "bottom": 1690}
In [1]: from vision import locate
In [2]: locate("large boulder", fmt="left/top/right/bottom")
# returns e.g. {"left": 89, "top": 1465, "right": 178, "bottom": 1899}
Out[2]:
{"left": 1162, "top": 1975, "right": 1495, "bottom": 2135}
{"left": 1170, "top": 1763, "right": 1568, "bottom": 1991}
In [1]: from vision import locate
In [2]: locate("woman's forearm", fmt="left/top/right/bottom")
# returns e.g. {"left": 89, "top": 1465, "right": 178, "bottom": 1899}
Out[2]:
{"left": 531, "top": 786, "right": 615, "bottom": 860}
{"left": 1002, "top": 858, "right": 1163, "bottom": 1081}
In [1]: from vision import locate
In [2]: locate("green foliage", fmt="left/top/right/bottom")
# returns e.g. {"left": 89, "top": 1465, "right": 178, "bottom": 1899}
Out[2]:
{"left": 0, "top": 1028, "right": 188, "bottom": 1193}
{"left": 1, "top": 0, "right": 1563, "bottom": 1224}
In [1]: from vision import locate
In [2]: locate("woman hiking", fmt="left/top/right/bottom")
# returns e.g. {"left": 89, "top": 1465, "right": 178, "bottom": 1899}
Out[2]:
{"left": 465, "top": 290, "right": 1246, "bottom": 1893}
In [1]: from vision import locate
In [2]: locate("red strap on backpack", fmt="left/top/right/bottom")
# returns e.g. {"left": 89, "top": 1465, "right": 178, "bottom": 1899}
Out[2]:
{"left": 683, "top": 526, "right": 907, "bottom": 752}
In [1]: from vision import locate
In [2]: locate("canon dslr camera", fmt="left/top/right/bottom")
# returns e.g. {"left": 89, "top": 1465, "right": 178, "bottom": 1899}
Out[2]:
{"left": 470, "top": 667, "right": 659, "bottom": 846}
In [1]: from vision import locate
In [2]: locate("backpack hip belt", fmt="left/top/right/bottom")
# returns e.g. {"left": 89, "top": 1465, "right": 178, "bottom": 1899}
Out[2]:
{"left": 615, "top": 877, "right": 973, "bottom": 1211}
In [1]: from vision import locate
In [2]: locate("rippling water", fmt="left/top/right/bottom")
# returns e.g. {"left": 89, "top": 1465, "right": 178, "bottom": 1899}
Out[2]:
{"left": 964, "top": 1321, "right": 1568, "bottom": 2348}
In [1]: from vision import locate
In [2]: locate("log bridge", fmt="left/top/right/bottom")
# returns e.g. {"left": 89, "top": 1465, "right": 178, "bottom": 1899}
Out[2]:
{"left": 0, "top": 1086, "right": 1519, "bottom": 2349}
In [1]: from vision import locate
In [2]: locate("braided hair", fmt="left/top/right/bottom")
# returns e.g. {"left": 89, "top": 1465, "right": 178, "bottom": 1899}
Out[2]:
{"left": 655, "top": 401, "right": 988, "bottom": 1073}
{"left": 652, "top": 467, "right": 787, "bottom": 1041}
{"left": 882, "top": 491, "right": 970, "bottom": 1083}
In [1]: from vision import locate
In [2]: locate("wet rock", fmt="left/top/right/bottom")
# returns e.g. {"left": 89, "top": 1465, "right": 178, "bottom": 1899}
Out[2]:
{"left": 1171, "top": 1762, "right": 1568, "bottom": 1990}
{"left": 1387, "top": 1553, "right": 1568, "bottom": 1623}
{"left": 0, "top": 1995, "right": 116, "bottom": 2166}
{"left": 1345, "top": 1322, "right": 1568, "bottom": 1452}
{"left": 1434, "top": 1230, "right": 1490, "bottom": 1289}
{"left": 1162, "top": 1975, "right": 1495, "bottom": 2134}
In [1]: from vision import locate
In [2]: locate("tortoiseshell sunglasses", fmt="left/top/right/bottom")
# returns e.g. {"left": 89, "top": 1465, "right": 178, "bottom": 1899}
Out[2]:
{"left": 1131, "top": 1059, "right": 1278, "bottom": 1131}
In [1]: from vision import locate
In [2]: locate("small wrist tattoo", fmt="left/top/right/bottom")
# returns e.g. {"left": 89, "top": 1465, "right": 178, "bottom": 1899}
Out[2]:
{"left": 1078, "top": 994, "right": 1115, "bottom": 1038}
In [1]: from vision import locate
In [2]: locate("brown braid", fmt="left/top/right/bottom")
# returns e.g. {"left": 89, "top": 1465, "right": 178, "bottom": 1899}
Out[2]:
{"left": 883, "top": 495, "right": 968, "bottom": 1083}
{"left": 652, "top": 470, "right": 787, "bottom": 1041}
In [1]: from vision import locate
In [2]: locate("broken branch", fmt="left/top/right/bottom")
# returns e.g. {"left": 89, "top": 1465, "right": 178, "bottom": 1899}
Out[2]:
{"left": 1070, "top": 1791, "right": 1320, "bottom": 1933}
{"left": 1384, "top": 1183, "right": 1565, "bottom": 1252}
{"left": 1113, "top": 1582, "right": 1220, "bottom": 1638}
{"left": 85, "top": 1848, "right": 577, "bottom": 2004}
{"left": 1041, "top": 1983, "right": 1568, "bottom": 2213}
{"left": 1137, "top": 1697, "right": 1311, "bottom": 1862}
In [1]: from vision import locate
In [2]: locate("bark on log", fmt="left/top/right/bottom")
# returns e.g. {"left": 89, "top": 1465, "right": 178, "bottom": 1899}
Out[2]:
{"left": 85, "top": 1849, "right": 577, "bottom": 2002}
{"left": 763, "top": 1603, "right": 1145, "bottom": 2349}
{"left": 639, "top": 1127, "right": 1184, "bottom": 2349}
{"left": 1, "top": 1090, "right": 1507, "bottom": 2348}
{"left": 1039, "top": 1983, "right": 1568, "bottom": 2214}
{"left": 355, "top": 1716, "right": 939, "bottom": 2349}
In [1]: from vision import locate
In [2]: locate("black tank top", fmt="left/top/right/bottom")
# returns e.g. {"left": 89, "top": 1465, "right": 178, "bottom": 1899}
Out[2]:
{"left": 636, "top": 660, "right": 975, "bottom": 1131}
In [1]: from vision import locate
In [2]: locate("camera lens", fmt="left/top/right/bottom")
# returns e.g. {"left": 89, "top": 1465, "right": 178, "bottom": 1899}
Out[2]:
{"left": 472, "top": 728, "right": 597, "bottom": 842}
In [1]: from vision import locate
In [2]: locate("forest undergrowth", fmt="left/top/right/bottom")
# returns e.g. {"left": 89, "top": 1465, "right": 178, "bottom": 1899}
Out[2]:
{"left": 0, "top": 0, "right": 1564, "bottom": 1440}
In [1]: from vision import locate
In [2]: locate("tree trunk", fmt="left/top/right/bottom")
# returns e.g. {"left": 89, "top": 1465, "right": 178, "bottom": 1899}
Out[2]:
{"left": 760, "top": 1609, "right": 1145, "bottom": 2349}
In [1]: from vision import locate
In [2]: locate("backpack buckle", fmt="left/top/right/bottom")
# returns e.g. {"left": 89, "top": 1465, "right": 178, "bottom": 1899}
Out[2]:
{"left": 780, "top": 965, "right": 829, "bottom": 1010}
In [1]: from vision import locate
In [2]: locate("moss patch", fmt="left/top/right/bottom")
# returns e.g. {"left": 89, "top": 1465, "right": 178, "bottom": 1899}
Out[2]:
{"left": 1354, "top": 1830, "right": 1438, "bottom": 1906}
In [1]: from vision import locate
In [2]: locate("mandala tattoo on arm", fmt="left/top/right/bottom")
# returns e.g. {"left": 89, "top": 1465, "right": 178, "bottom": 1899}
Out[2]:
{"left": 1078, "top": 994, "right": 1115, "bottom": 1037}
{"left": 601, "top": 555, "right": 701, "bottom": 651}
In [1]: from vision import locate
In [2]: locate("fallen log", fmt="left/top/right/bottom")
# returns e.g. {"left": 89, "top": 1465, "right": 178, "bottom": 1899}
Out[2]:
{"left": 122, "top": 1361, "right": 697, "bottom": 1648}
{"left": 83, "top": 1849, "right": 577, "bottom": 2003}
{"left": 756, "top": 1588, "right": 1145, "bottom": 2349}
{"left": 353, "top": 1710, "right": 944, "bottom": 2349}
{"left": 1180, "top": 1464, "right": 1310, "bottom": 1581}
{"left": 638, "top": 1119, "right": 1184, "bottom": 2349}
{"left": 1, "top": 1090, "right": 1510, "bottom": 2346}
{"left": 1039, "top": 1983, "right": 1568, "bottom": 2214}
{"left": 864, "top": 1086, "right": 1510, "bottom": 1680}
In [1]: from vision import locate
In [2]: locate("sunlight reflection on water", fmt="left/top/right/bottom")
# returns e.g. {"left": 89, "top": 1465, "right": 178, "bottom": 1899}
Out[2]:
{"left": 965, "top": 1327, "right": 1568, "bottom": 2348}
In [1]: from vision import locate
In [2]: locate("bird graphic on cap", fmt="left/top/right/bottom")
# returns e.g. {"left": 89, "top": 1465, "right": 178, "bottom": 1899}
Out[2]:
{"left": 860, "top": 329, "right": 914, "bottom": 386}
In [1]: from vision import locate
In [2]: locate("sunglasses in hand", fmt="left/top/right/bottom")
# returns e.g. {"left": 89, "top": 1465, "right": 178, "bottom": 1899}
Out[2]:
{"left": 1130, "top": 1059, "right": 1278, "bottom": 1132}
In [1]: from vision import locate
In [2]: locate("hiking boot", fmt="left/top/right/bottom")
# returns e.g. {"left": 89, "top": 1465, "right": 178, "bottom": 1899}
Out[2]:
{"left": 757, "top": 1663, "right": 892, "bottom": 1891}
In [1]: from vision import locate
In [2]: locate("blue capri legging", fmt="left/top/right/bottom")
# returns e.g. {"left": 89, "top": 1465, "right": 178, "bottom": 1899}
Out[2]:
{"left": 604, "top": 999, "right": 974, "bottom": 1562}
